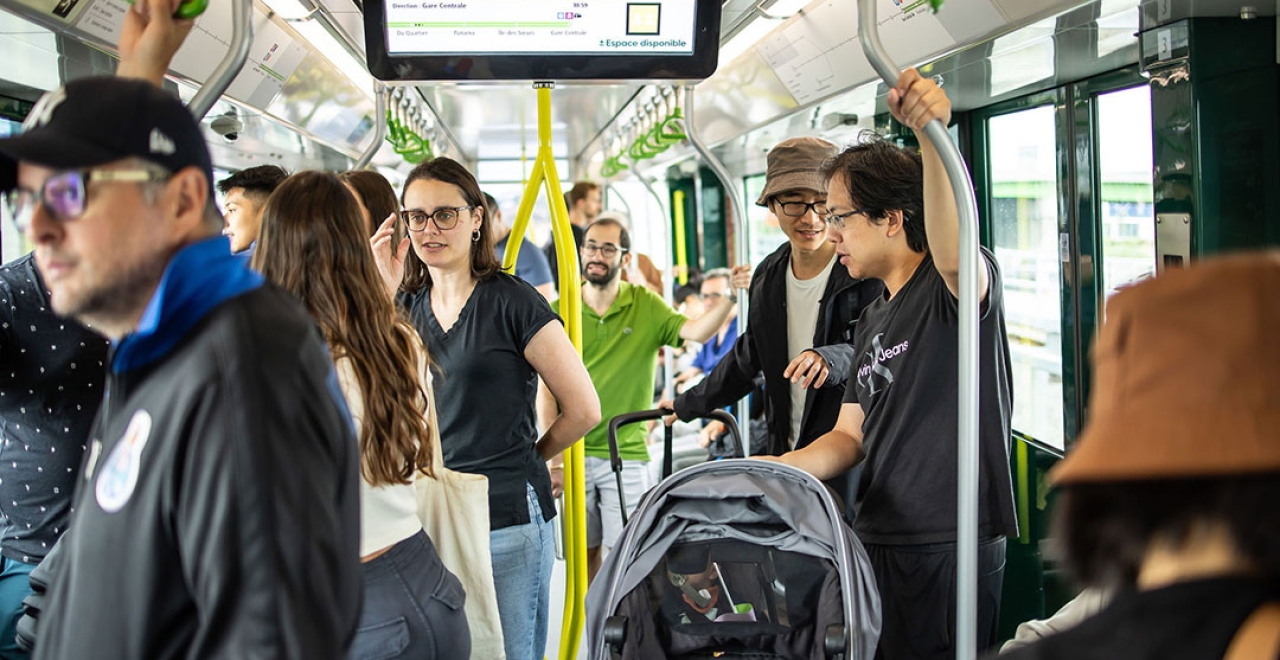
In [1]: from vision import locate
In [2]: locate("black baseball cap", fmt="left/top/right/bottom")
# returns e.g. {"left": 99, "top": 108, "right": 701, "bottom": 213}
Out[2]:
{"left": 0, "top": 76, "right": 213, "bottom": 195}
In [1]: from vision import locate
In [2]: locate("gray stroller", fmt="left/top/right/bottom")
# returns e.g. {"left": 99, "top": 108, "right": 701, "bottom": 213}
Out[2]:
{"left": 586, "top": 412, "right": 880, "bottom": 660}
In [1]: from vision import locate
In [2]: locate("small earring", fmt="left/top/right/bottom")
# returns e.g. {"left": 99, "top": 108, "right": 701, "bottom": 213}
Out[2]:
{"left": 472, "top": 228, "right": 481, "bottom": 242}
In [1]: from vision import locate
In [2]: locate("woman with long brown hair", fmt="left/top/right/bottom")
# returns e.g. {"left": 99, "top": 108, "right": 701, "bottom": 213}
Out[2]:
{"left": 372, "top": 157, "right": 600, "bottom": 660}
{"left": 254, "top": 171, "right": 469, "bottom": 659}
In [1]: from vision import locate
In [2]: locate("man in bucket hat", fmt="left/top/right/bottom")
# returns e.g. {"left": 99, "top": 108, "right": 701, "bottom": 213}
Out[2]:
{"left": 0, "top": 16, "right": 361, "bottom": 660}
{"left": 663, "top": 137, "right": 882, "bottom": 512}
{"left": 1002, "top": 252, "right": 1280, "bottom": 660}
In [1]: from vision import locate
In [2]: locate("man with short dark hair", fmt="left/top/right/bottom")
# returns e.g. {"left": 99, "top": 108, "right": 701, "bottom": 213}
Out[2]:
{"left": 217, "top": 164, "right": 287, "bottom": 254}
{"left": 773, "top": 70, "right": 1016, "bottom": 659}
{"left": 545, "top": 216, "right": 736, "bottom": 581}
{"left": 485, "top": 191, "right": 555, "bottom": 300}
{"left": 1, "top": 74, "right": 360, "bottom": 660}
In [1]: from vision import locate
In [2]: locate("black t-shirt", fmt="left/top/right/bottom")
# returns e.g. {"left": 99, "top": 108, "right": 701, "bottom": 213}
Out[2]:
{"left": 843, "top": 248, "right": 1017, "bottom": 544}
{"left": 403, "top": 273, "right": 559, "bottom": 530}
{"left": 997, "top": 577, "right": 1280, "bottom": 660}
{"left": 0, "top": 254, "right": 109, "bottom": 563}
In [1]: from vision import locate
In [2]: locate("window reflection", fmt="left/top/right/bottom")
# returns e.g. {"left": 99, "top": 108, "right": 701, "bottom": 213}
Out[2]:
{"left": 987, "top": 105, "right": 1065, "bottom": 449}
{"left": 1097, "top": 86, "right": 1156, "bottom": 304}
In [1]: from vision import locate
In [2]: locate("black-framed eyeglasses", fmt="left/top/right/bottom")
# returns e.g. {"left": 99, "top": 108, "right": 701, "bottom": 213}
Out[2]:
{"left": 582, "top": 241, "right": 626, "bottom": 258}
{"left": 3, "top": 167, "right": 171, "bottom": 233}
{"left": 822, "top": 208, "right": 867, "bottom": 230}
{"left": 402, "top": 205, "right": 473, "bottom": 232}
{"left": 774, "top": 200, "right": 830, "bottom": 219}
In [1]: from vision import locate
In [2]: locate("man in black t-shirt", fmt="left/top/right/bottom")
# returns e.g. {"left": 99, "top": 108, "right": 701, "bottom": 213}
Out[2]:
{"left": 771, "top": 70, "right": 1017, "bottom": 659}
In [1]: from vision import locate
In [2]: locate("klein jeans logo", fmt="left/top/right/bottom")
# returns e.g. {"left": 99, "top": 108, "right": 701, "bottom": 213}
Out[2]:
{"left": 856, "top": 333, "right": 909, "bottom": 395}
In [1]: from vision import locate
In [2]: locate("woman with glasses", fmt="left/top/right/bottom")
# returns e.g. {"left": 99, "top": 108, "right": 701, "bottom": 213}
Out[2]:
{"left": 371, "top": 157, "right": 600, "bottom": 660}
{"left": 252, "top": 171, "right": 469, "bottom": 659}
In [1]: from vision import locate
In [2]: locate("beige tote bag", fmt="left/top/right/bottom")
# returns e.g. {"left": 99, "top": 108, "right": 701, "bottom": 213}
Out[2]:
{"left": 417, "top": 374, "right": 506, "bottom": 659}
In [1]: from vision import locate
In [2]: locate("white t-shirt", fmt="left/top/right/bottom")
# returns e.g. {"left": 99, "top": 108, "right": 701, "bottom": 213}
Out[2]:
{"left": 335, "top": 351, "right": 426, "bottom": 557}
{"left": 784, "top": 253, "right": 836, "bottom": 449}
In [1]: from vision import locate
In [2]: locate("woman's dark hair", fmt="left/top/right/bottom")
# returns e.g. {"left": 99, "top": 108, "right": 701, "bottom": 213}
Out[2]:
{"left": 1055, "top": 474, "right": 1280, "bottom": 590}
{"left": 822, "top": 131, "right": 927, "bottom": 253}
{"left": 339, "top": 170, "right": 400, "bottom": 238}
{"left": 253, "top": 171, "right": 433, "bottom": 486}
{"left": 399, "top": 157, "right": 500, "bottom": 293}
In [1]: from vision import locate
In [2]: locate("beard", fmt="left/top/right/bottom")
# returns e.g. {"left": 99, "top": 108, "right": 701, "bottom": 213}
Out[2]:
{"left": 45, "top": 248, "right": 169, "bottom": 335}
{"left": 582, "top": 260, "right": 621, "bottom": 286}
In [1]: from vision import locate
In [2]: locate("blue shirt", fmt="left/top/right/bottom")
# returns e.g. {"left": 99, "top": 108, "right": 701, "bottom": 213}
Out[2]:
{"left": 496, "top": 233, "right": 554, "bottom": 288}
{"left": 691, "top": 317, "right": 738, "bottom": 374}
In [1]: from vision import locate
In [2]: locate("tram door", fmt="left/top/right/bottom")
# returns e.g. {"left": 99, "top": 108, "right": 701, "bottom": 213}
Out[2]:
{"left": 970, "top": 70, "right": 1157, "bottom": 638}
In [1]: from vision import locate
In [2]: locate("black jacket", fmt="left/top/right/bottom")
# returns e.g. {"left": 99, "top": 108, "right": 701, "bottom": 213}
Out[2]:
{"left": 33, "top": 239, "right": 361, "bottom": 660}
{"left": 674, "top": 242, "right": 882, "bottom": 453}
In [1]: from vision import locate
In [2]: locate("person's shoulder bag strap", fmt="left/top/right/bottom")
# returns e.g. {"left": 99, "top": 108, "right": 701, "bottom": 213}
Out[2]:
{"left": 1225, "top": 602, "right": 1280, "bottom": 660}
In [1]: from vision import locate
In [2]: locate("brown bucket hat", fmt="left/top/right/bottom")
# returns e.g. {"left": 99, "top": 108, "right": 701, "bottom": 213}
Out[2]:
{"left": 754, "top": 137, "right": 837, "bottom": 206}
{"left": 1051, "top": 251, "right": 1280, "bottom": 485}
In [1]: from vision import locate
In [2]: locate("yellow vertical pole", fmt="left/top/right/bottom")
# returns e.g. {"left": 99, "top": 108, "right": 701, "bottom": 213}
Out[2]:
{"left": 673, "top": 189, "right": 689, "bottom": 285}
{"left": 506, "top": 82, "right": 586, "bottom": 660}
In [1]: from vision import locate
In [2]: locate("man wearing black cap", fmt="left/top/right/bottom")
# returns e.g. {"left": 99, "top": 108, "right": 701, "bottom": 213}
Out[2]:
{"left": 663, "top": 137, "right": 882, "bottom": 510}
{"left": 0, "top": 72, "right": 361, "bottom": 660}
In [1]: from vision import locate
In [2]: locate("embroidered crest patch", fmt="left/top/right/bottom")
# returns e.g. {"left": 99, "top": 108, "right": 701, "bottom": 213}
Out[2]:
{"left": 95, "top": 410, "right": 153, "bottom": 513}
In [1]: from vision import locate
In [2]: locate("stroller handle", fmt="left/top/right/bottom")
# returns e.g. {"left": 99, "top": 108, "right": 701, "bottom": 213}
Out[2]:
{"left": 607, "top": 408, "right": 742, "bottom": 526}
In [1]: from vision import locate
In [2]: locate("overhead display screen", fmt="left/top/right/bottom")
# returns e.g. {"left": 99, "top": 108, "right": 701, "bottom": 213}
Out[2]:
{"left": 386, "top": 1, "right": 696, "bottom": 56}
{"left": 365, "top": 0, "right": 721, "bottom": 81}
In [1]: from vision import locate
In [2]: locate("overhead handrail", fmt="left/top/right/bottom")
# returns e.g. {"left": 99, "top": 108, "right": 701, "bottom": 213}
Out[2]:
{"left": 504, "top": 81, "right": 587, "bottom": 660}
{"left": 187, "top": 0, "right": 252, "bottom": 120}
{"left": 683, "top": 84, "right": 751, "bottom": 455}
{"left": 857, "top": 2, "right": 981, "bottom": 660}
{"left": 352, "top": 83, "right": 387, "bottom": 170}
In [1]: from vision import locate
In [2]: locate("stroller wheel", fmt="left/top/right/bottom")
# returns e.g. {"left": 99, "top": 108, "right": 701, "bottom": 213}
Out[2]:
{"left": 604, "top": 615, "right": 629, "bottom": 653}
{"left": 823, "top": 624, "right": 847, "bottom": 659}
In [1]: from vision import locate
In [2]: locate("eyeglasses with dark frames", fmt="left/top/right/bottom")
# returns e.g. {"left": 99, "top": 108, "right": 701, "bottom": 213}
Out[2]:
{"left": 582, "top": 242, "right": 626, "bottom": 258}
{"left": 4, "top": 167, "right": 171, "bottom": 233}
{"left": 402, "top": 205, "right": 473, "bottom": 232}
{"left": 773, "top": 200, "right": 830, "bottom": 219}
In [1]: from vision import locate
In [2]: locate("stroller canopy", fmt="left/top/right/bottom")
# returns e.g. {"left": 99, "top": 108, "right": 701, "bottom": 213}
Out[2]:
{"left": 586, "top": 459, "right": 881, "bottom": 660}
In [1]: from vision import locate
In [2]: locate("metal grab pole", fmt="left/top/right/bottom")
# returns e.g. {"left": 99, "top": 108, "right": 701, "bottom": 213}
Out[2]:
{"left": 188, "top": 0, "right": 252, "bottom": 120}
{"left": 856, "top": 3, "right": 982, "bottom": 660}
{"left": 352, "top": 84, "right": 387, "bottom": 170}
{"left": 682, "top": 85, "right": 751, "bottom": 455}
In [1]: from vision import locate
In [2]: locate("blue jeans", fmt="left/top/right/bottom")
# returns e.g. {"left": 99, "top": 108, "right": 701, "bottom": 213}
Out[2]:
{"left": 0, "top": 556, "right": 34, "bottom": 660}
{"left": 489, "top": 482, "right": 555, "bottom": 660}
{"left": 352, "top": 530, "right": 469, "bottom": 660}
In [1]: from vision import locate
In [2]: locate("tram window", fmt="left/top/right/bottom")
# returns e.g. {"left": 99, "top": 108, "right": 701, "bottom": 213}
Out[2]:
{"left": 742, "top": 174, "right": 788, "bottom": 267}
{"left": 987, "top": 106, "right": 1065, "bottom": 450}
{"left": 1096, "top": 85, "right": 1155, "bottom": 303}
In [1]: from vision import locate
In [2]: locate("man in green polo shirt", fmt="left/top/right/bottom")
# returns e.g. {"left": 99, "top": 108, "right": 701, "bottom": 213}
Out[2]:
{"left": 550, "top": 213, "right": 738, "bottom": 581}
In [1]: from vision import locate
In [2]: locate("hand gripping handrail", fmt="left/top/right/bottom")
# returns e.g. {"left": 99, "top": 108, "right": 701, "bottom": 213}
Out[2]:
{"left": 187, "top": 0, "right": 252, "bottom": 120}
{"left": 683, "top": 84, "right": 752, "bottom": 455}
{"left": 352, "top": 84, "right": 387, "bottom": 170}
{"left": 504, "top": 82, "right": 587, "bottom": 660}
{"left": 857, "top": 3, "right": 982, "bottom": 660}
